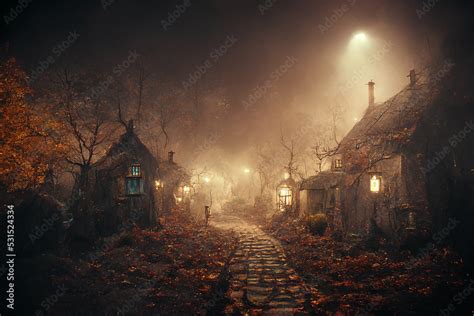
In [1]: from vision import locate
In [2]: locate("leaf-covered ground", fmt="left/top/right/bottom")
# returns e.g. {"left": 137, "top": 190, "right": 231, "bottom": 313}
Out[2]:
{"left": 25, "top": 212, "right": 237, "bottom": 316}
{"left": 266, "top": 217, "right": 473, "bottom": 315}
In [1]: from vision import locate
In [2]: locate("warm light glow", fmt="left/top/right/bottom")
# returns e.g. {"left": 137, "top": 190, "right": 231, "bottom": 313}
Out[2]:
{"left": 370, "top": 175, "right": 380, "bottom": 193}
{"left": 244, "top": 168, "right": 250, "bottom": 174}
{"left": 176, "top": 197, "right": 182, "bottom": 203}
{"left": 279, "top": 187, "right": 290, "bottom": 196}
{"left": 183, "top": 185, "right": 190, "bottom": 193}
{"left": 155, "top": 180, "right": 162, "bottom": 188}
{"left": 353, "top": 32, "right": 368, "bottom": 42}
{"left": 278, "top": 185, "right": 293, "bottom": 208}
{"left": 283, "top": 172, "right": 290, "bottom": 180}
{"left": 204, "top": 177, "right": 210, "bottom": 183}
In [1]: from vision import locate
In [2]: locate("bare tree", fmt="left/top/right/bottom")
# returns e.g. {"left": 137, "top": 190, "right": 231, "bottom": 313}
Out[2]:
{"left": 126, "top": 60, "right": 151, "bottom": 127}
{"left": 312, "top": 104, "right": 342, "bottom": 172}
{"left": 280, "top": 128, "right": 298, "bottom": 178}
{"left": 50, "top": 67, "right": 117, "bottom": 197}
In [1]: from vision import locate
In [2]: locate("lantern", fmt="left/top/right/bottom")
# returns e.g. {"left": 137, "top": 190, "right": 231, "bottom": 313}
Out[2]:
{"left": 276, "top": 177, "right": 296, "bottom": 211}
{"left": 406, "top": 211, "right": 416, "bottom": 230}
{"left": 155, "top": 180, "right": 164, "bottom": 189}
{"left": 370, "top": 175, "right": 381, "bottom": 193}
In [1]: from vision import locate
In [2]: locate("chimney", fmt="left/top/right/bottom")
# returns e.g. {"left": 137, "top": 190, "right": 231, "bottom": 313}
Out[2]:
{"left": 367, "top": 80, "right": 375, "bottom": 107}
{"left": 127, "top": 119, "right": 134, "bottom": 133}
{"left": 168, "top": 151, "right": 175, "bottom": 163}
{"left": 408, "top": 69, "right": 416, "bottom": 88}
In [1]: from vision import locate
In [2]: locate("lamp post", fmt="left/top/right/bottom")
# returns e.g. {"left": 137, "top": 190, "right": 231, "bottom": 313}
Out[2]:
{"left": 155, "top": 180, "right": 165, "bottom": 215}
{"left": 243, "top": 167, "right": 251, "bottom": 200}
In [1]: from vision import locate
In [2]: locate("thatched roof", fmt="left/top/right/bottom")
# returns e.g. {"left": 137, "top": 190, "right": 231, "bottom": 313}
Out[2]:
{"left": 100, "top": 129, "right": 157, "bottom": 167}
{"left": 338, "top": 63, "right": 451, "bottom": 157}
{"left": 301, "top": 171, "right": 344, "bottom": 190}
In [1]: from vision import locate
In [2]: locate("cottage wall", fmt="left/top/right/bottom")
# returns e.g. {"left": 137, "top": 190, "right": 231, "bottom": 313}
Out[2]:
{"left": 342, "top": 155, "right": 404, "bottom": 238}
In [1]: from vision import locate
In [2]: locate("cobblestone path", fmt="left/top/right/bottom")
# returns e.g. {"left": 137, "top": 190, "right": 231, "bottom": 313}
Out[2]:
{"left": 211, "top": 213, "right": 311, "bottom": 315}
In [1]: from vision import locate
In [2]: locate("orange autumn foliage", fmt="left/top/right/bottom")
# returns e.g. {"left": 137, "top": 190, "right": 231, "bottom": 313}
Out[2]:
{"left": 0, "top": 58, "right": 63, "bottom": 191}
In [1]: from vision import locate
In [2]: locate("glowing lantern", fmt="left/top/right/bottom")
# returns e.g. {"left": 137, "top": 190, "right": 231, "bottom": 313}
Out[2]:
{"left": 183, "top": 185, "right": 190, "bottom": 194}
{"left": 370, "top": 175, "right": 381, "bottom": 193}
{"left": 276, "top": 178, "right": 295, "bottom": 211}
{"left": 155, "top": 180, "right": 163, "bottom": 189}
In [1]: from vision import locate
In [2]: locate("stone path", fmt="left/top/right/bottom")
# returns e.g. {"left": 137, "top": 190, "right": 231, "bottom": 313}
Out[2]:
{"left": 211, "top": 213, "right": 311, "bottom": 315}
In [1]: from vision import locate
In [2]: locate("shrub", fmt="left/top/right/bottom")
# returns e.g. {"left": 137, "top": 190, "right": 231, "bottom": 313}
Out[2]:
{"left": 307, "top": 213, "right": 328, "bottom": 236}
{"left": 116, "top": 232, "right": 135, "bottom": 247}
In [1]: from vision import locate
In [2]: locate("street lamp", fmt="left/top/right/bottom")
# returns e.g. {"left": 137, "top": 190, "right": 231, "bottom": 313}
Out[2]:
{"left": 353, "top": 32, "right": 368, "bottom": 42}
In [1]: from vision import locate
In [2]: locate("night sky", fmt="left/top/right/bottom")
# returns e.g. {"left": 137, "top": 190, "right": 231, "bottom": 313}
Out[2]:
{"left": 1, "top": 0, "right": 473, "bottom": 164}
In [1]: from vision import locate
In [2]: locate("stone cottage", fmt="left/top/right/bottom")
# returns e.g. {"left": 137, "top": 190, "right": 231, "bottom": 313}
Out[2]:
{"left": 301, "top": 61, "right": 474, "bottom": 243}
{"left": 89, "top": 121, "right": 159, "bottom": 235}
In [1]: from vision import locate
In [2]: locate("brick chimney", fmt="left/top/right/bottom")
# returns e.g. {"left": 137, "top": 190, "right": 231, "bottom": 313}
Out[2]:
{"left": 168, "top": 151, "right": 175, "bottom": 163}
{"left": 367, "top": 80, "right": 375, "bottom": 107}
{"left": 408, "top": 69, "right": 416, "bottom": 88}
{"left": 126, "top": 119, "right": 134, "bottom": 133}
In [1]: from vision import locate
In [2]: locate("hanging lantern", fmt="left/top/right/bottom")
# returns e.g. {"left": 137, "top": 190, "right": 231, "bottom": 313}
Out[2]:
{"left": 406, "top": 211, "right": 416, "bottom": 230}
{"left": 276, "top": 177, "right": 296, "bottom": 211}
{"left": 370, "top": 175, "right": 381, "bottom": 193}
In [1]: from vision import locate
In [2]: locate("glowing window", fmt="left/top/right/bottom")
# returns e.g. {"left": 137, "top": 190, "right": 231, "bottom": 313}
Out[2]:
{"left": 370, "top": 175, "right": 381, "bottom": 193}
{"left": 130, "top": 164, "right": 141, "bottom": 177}
{"left": 126, "top": 163, "right": 143, "bottom": 195}
{"left": 335, "top": 159, "right": 343, "bottom": 169}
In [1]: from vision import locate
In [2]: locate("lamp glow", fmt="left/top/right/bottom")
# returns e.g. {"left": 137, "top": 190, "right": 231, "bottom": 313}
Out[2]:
{"left": 370, "top": 175, "right": 380, "bottom": 193}
{"left": 353, "top": 32, "right": 367, "bottom": 41}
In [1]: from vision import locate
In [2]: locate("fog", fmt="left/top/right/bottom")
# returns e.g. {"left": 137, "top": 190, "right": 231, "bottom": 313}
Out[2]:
{"left": 2, "top": 0, "right": 468, "bottom": 203}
